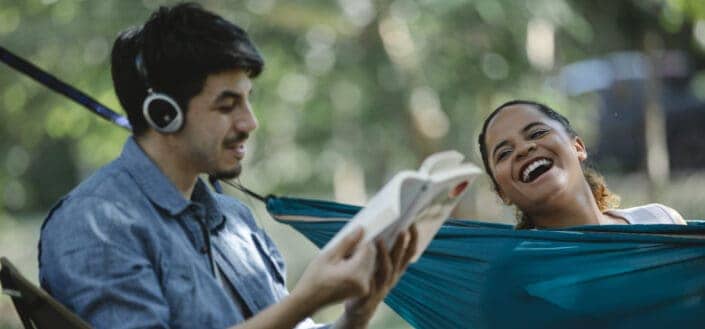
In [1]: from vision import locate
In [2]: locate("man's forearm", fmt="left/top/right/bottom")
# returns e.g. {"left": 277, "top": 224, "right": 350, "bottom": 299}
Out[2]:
{"left": 228, "top": 291, "right": 317, "bottom": 329}
{"left": 330, "top": 314, "right": 370, "bottom": 329}
{"left": 330, "top": 303, "right": 375, "bottom": 329}
{"left": 228, "top": 293, "right": 375, "bottom": 329}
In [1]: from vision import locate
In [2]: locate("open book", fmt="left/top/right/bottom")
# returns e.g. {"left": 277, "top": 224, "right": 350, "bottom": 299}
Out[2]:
{"left": 323, "top": 150, "right": 482, "bottom": 262}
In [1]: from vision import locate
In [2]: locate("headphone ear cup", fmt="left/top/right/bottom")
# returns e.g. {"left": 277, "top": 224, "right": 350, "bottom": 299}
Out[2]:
{"left": 142, "top": 92, "right": 183, "bottom": 133}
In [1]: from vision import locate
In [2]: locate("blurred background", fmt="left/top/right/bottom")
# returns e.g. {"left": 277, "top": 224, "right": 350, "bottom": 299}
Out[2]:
{"left": 2, "top": 0, "right": 705, "bottom": 327}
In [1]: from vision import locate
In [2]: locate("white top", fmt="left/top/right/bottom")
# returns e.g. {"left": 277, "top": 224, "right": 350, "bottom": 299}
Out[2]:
{"left": 604, "top": 203, "right": 686, "bottom": 225}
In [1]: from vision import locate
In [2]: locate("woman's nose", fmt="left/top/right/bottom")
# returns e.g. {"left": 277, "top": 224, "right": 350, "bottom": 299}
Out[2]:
{"left": 516, "top": 142, "right": 536, "bottom": 159}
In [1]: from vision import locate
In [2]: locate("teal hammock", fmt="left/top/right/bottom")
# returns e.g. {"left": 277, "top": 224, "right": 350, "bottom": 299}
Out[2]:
{"left": 3, "top": 45, "right": 704, "bottom": 328}
{"left": 267, "top": 196, "right": 705, "bottom": 329}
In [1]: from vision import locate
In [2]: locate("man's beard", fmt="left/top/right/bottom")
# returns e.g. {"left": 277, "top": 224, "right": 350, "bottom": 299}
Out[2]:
{"left": 211, "top": 164, "right": 242, "bottom": 180}
{"left": 212, "top": 132, "right": 248, "bottom": 180}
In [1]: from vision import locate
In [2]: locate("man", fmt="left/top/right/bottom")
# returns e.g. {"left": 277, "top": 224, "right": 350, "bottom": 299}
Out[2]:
{"left": 39, "top": 3, "right": 416, "bottom": 329}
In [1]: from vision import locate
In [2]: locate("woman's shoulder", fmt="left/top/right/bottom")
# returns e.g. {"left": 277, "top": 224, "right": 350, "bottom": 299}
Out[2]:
{"left": 605, "top": 203, "right": 686, "bottom": 225}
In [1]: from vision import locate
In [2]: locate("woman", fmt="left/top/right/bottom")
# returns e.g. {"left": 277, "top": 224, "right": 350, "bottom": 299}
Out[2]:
{"left": 478, "top": 100, "right": 686, "bottom": 229}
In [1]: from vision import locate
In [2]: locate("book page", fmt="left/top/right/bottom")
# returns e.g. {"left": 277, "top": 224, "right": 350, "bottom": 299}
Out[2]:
{"left": 418, "top": 150, "right": 464, "bottom": 175}
{"left": 322, "top": 171, "right": 425, "bottom": 251}
{"left": 322, "top": 151, "right": 481, "bottom": 263}
{"left": 407, "top": 165, "right": 481, "bottom": 261}
{"left": 373, "top": 176, "right": 428, "bottom": 249}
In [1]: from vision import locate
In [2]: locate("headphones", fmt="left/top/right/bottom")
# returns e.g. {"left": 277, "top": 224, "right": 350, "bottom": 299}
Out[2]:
{"left": 135, "top": 52, "right": 184, "bottom": 133}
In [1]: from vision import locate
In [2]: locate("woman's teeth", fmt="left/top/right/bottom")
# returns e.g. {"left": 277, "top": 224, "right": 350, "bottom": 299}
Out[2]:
{"left": 522, "top": 158, "right": 552, "bottom": 183}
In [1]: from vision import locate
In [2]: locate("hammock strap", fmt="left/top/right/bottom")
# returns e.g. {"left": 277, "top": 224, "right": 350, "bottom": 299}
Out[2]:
{"left": 0, "top": 45, "right": 273, "bottom": 197}
{"left": 0, "top": 45, "right": 131, "bottom": 130}
{"left": 219, "top": 179, "right": 269, "bottom": 203}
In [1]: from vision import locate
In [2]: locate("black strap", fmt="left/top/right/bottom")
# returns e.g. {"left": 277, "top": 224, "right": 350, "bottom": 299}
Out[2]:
{"left": 219, "top": 180, "right": 268, "bottom": 203}
{"left": 0, "top": 45, "right": 131, "bottom": 131}
{"left": 0, "top": 45, "right": 271, "bottom": 202}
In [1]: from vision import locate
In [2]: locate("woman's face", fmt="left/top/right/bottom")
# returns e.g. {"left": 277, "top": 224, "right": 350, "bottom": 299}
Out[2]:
{"left": 483, "top": 104, "right": 587, "bottom": 213}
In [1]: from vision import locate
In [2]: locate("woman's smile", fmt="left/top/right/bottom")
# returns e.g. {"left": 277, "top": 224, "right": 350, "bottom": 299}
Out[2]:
{"left": 485, "top": 104, "right": 587, "bottom": 210}
{"left": 519, "top": 157, "right": 553, "bottom": 183}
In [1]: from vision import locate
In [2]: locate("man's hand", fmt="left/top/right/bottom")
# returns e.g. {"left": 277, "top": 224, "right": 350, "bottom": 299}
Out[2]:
{"left": 232, "top": 226, "right": 418, "bottom": 329}
{"left": 335, "top": 224, "right": 419, "bottom": 329}
{"left": 290, "top": 227, "right": 378, "bottom": 312}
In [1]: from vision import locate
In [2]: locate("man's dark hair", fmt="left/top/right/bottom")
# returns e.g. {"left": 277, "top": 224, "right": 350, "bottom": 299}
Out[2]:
{"left": 110, "top": 2, "right": 264, "bottom": 136}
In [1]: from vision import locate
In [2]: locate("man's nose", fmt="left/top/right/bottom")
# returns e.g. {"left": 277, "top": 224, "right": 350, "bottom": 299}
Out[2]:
{"left": 236, "top": 103, "right": 258, "bottom": 132}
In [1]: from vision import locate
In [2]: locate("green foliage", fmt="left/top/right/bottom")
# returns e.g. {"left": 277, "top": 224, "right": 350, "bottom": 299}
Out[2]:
{"left": 2, "top": 0, "right": 705, "bottom": 327}
{"left": 666, "top": 0, "right": 705, "bottom": 21}
{"left": 1, "top": 0, "right": 704, "bottom": 217}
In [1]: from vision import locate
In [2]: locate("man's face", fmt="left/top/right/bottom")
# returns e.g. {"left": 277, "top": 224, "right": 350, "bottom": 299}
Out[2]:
{"left": 176, "top": 69, "right": 257, "bottom": 179}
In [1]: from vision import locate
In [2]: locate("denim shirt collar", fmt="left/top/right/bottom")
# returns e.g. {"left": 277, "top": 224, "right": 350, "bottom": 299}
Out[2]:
{"left": 119, "top": 137, "right": 225, "bottom": 231}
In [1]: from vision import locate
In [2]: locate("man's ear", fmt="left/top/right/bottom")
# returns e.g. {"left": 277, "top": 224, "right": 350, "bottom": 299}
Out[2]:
{"left": 574, "top": 136, "right": 587, "bottom": 162}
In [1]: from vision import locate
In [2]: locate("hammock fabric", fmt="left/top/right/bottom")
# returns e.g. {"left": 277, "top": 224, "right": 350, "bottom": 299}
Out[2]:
{"left": 267, "top": 196, "right": 705, "bottom": 329}
{"left": 4, "top": 45, "right": 705, "bottom": 328}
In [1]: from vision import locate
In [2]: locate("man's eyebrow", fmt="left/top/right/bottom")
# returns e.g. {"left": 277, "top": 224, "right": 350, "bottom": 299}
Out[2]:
{"left": 214, "top": 90, "right": 242, "bottom": 102}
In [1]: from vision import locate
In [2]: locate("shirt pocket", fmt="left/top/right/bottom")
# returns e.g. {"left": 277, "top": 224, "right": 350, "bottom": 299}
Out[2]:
{"left": 161, "top": 262, "right": 201, "bottom": 325}
{"left": 250, "top": 233, "right": 286, "bottom": 286}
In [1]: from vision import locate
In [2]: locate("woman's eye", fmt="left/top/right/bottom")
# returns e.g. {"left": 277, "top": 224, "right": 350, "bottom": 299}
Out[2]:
{"left": 496, "top": 149, "right": 511, "bottom": 161}
{"left": 530, "top": 129, "right": 548, "bottom": 139}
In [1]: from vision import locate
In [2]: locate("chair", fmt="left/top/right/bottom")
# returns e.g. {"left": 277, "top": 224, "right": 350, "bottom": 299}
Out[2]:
{"left": 0, "top": 257, "right": 91, "bottom": 329}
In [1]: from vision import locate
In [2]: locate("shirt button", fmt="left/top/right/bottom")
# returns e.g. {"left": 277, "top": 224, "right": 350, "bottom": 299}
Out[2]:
{"left": 200, "top": 247, "right": 208, "bottom": 254}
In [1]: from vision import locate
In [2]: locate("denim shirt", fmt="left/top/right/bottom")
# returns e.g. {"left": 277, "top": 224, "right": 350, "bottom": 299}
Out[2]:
{"left": 39, "top": 138, "right": 326, "bottom": 329}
